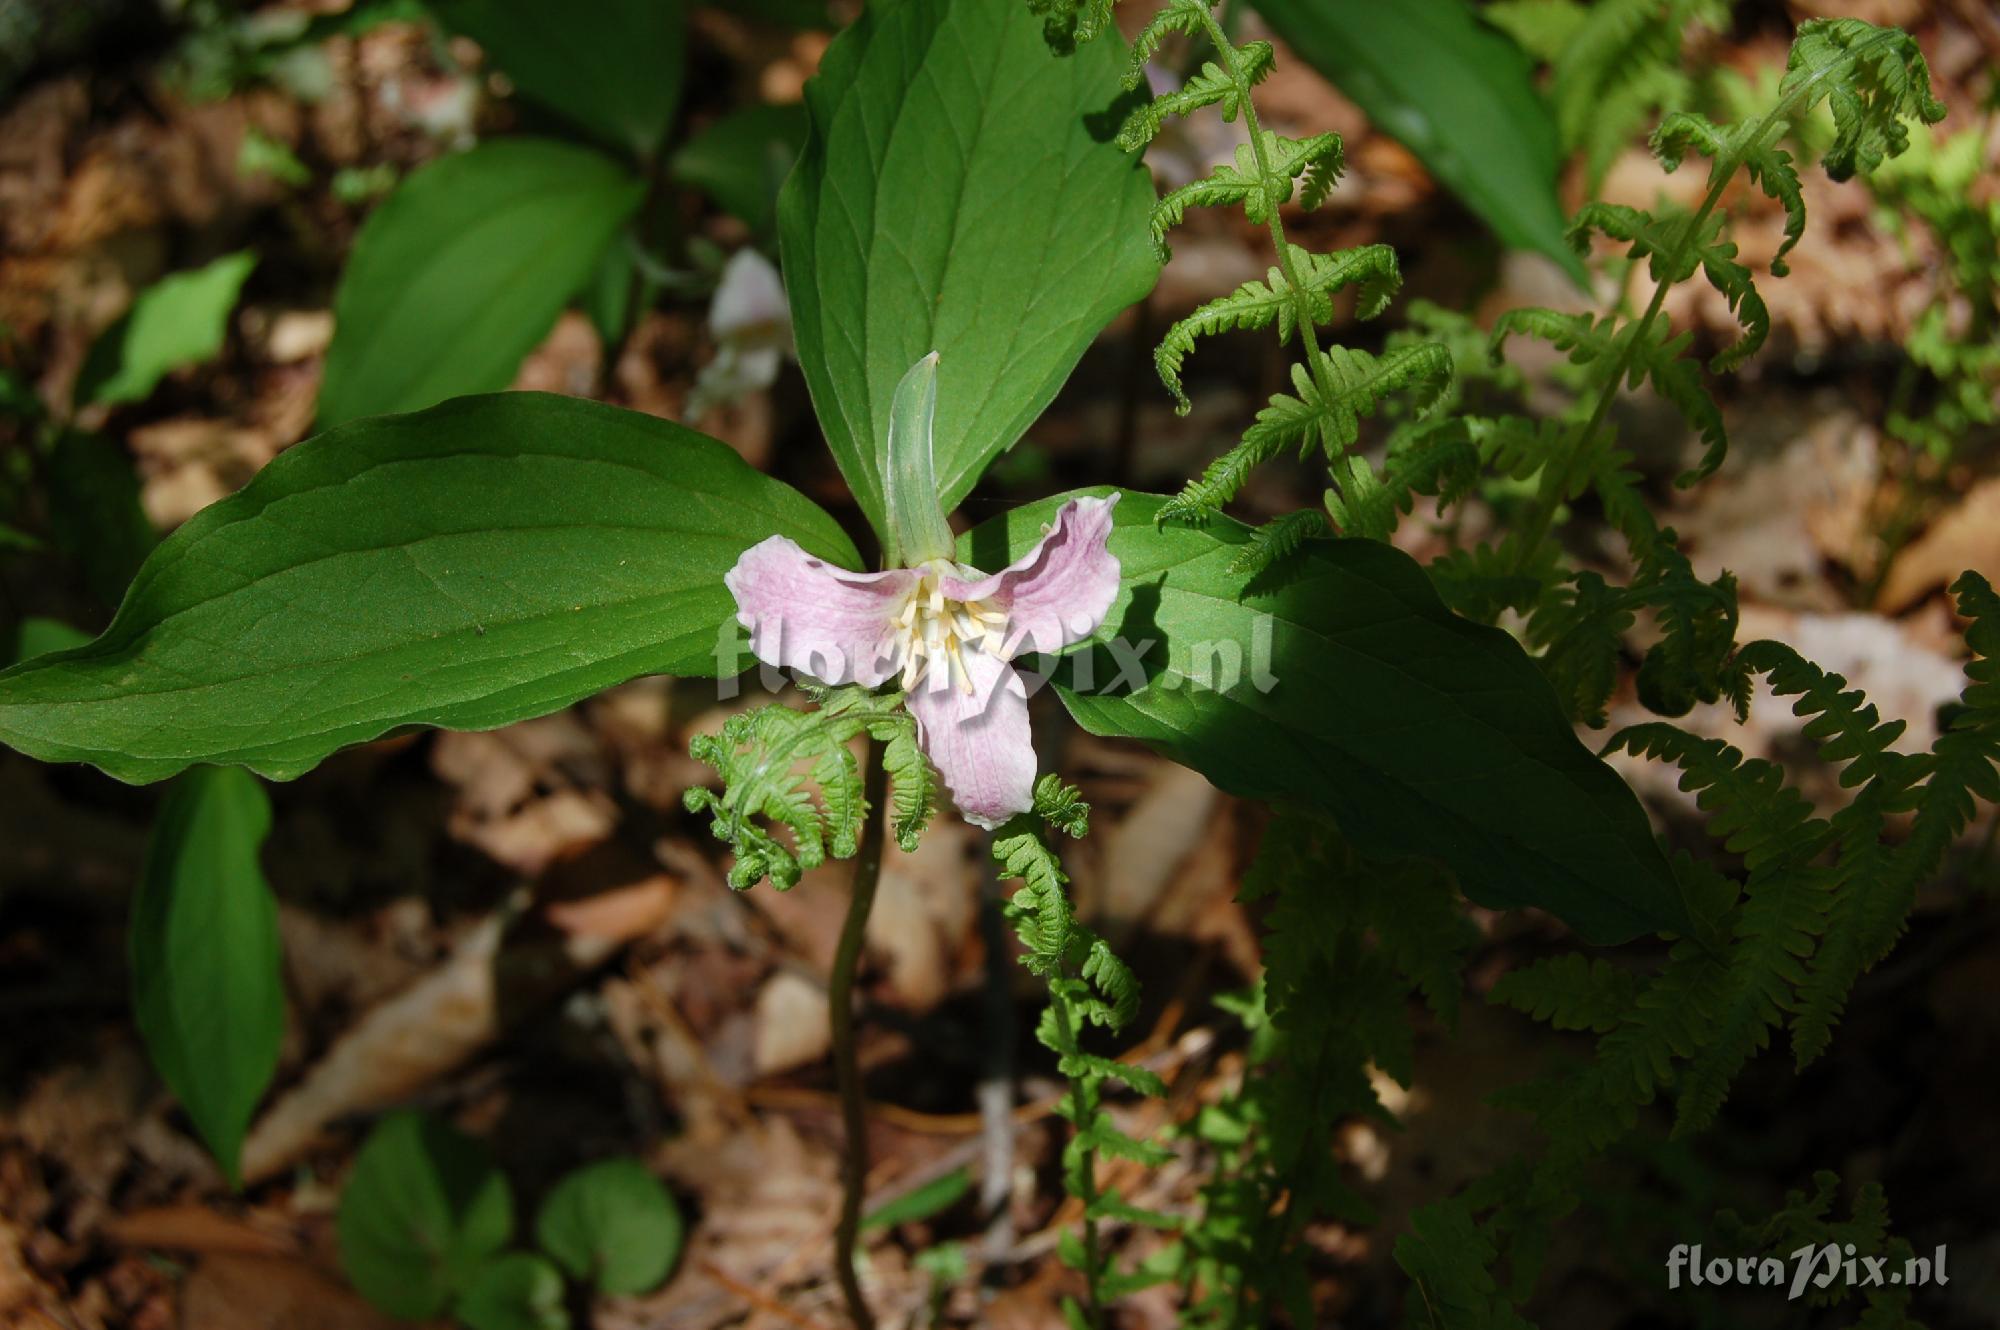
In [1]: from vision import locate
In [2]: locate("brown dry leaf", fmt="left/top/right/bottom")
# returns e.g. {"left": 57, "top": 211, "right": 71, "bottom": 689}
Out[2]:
{"left": 1085, "top": 762, "right": 1219, "bottom": 934}
{"left": 104, "top": 1207, "right": 295, "bottom": 1259}
{"left": 544, "top": 874, "right": 678, "bottom": 943}
{"left": 752, "top": 971, "right": 832, "bottom": 1076}
{"left": 431, "top": 718, "right": 619, "bottom": 876}
{"left": 627, "top": 1117, "right": 843, "bottom": 1330}
{"left": 1675, "top": 401, "right": 1881, "bottom": 605}
{"left": 865, "top": 820, "right": 976, "bottom": 1010}
{"left": 240, "top": 912, "right": 622, "bottom": 1182}
{"left": 130, "top": 417, "right": 283, "bottom": 528}
{"left": 178, "top": 1253, "right": 398, "bottom": 1330}
{"left": 1878, "top": 475, "right": 2000, "bottom": 612}
{"left": 512, "top": 309, "right": 601, "bottom": 399}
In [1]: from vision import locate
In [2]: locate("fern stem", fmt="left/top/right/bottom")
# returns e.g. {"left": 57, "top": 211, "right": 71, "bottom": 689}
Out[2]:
{"left": 830, "top": 737, "right": 889, "bottom": 1330}
{"left": 1189, "top": 3, "right": 1345, "bottom": 442}
{"left": 1054, "top": 987, "right": 1109, "bottom": 1328}
{"left": 1506, "top": 25, "right": 1906, "bottom": 578}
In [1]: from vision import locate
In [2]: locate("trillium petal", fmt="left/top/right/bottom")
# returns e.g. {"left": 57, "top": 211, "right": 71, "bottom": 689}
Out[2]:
{"left": 724, "top": 536, "right": 915, "bottom": 687}
{"left": 905, "top": 646, "right": 1036, "bottom": 830}
{"left": 941, "top": 494, "right": 1122, "bottom": 657}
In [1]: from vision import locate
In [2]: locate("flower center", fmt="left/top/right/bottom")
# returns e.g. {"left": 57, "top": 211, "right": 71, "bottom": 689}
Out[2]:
{"left": 893, "top": 560, "right": 1007, "bottom": 694}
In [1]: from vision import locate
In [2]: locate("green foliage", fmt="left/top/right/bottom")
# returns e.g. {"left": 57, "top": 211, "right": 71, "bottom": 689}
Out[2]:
{"left": 670, "top": 102, "right": 809, "bottom": 236}
{"left": 1105, "top": 0, "right": 1457, "bottom": 567}
{"left": 535, "top": 1158, "right": 683, "bottom": 1295}
{"left": 317, "top": 140, "right": 643, "bottom": 427}
{"left": 1249, "top": 0, "right": 1582, "bottom": 279}
{"left": 862, "top": 1167, "right": 973, "bottom": 1232}
{"left": 685, "top": 685, "right": 936, "bottom": 890}
{"left": 0, "top": 394, "right": 857, "bottom": 783}
{"left": 74, "top": 251, "right": 257, "bottom": 408}
{"left": 1867, "top": 98, "right": 2000, "bottom": 461}
{"left": 1425, "top": 574, "right": 2000, "bottom": 1320}
{"left": 455, "top": 1254, "right": 568, "bottom": 1330}
{"left": 129, "top": 766, "right": 282, "bottom": 1185}
{"left": 965, "top": 491, "right": 1693, "bottom": 945}
{"left": 780, "top": 0, "right": 1158, "bottom": 545}
{"left": 1181, "top": 815, "right": 1475, "bottom": 1326}
{"left": 338, "top": 1113, "right": 515, "bottom": 1319}
{"left": 1453, "top": 17, "right": 1941, "bottom": 728}
{"left": 1713, "top": 1172, "right": 1924, "bottom": 1321}
{"left": 43, "top": 430, "right": 156, "bottom": 610}
{"left": 428, "top": 0, "right": 687, "bottom": 159}
{"left": 995, "top": 778, "right": 1174, "bottom": 1327}
{"left": 1536, "top": 0, "right": 1734, "bottom": 191}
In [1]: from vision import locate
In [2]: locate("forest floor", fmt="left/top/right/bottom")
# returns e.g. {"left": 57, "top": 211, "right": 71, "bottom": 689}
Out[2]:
{"left": 2, "top": 2, "right": 1999, "bottom": 1328}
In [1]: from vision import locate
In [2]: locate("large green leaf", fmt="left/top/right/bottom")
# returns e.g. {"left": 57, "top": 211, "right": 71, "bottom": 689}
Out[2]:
{"left": 338, "top": 1112, "right": 514, "bottom": 1319}
{"left": 0, "top": 393, "right": 857, "bottom": 784}
{"left": 317, "top": 140, "right": 643, "bottom": 427}
{"left": 76, "top": 251, "right": 258, "bottom": 408}
{"left": 130, "top": 765, "right": 283, "bottom": 1185}
{"left": 428, "top": 0, "right": 687, "bottom": 160}
{"left": 779, "top": 0, "right": 1158, "bottom": 541}
{"left": 962, "top": 492, "right": 1686, "bottom": 944}
{"left": 1250, "top": 0, "right": 1586, "bottom": 285}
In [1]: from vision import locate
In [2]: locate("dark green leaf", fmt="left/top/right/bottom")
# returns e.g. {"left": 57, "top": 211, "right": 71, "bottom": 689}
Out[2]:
{"left": 779, "top": 0, "right": 1158, "bottom": 539}
{"left": 338, "top": 1112, "right": 514, "bottom": 1319}
{"left": 671, "top": 102, "right": 809, "bottom": 235}
{"left": 963, "top": 491, "right": 1688, "bottom": 944}
{"left": 863, "top": 1167, "right": 972, "bottom": 1232}
{"left": 428, "top": 0, "right": 687, "bottom": 159}
{"left": 455, "top": 1253, "right": 569, "bottom": 1330}
{"left": 535, "top": 1158, "right": 682, "bottom": 1296}
{"left": 317, "top": 140, "right": 643, "bottom": 427}
{"left": 130, "top": 765, "right": 282, "bottom": 1185}
{"left": 75, "top": 251, "right": 258, "bottom": 407}
{"left": 1249, "top": 0, "right": 1585, "bottom": 285}
{"left": 12, "top": 618, "right": 91, "bottom": 664}
{"left": 0, "top": 393, "right": 857, "bottom": 784}
{"left": 45, "top": 430, "right": 156, "bottom": 608}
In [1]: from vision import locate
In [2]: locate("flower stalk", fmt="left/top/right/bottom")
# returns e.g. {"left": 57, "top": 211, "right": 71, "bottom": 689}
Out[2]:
{"left": 828, "top": 737, "right": 889, "bottom": 1330}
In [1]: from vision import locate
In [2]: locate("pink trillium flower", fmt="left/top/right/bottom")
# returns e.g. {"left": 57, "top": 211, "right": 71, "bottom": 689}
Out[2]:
{"left": 725, "top": 493, "right": 1120, "bottom": 829}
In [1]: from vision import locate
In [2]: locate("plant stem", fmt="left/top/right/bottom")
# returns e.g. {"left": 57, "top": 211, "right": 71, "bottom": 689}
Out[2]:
{"left": 1053, "top": 988, "right": 1107, "bottom": 1329}
{"left": 829, "top": 737, "right": 889, "bottom": 1330}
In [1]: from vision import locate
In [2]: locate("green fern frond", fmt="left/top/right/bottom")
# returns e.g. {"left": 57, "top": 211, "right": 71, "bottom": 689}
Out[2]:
{"left": 1226, "top": 508, "right": 1328, "bottom": 578}
{"left": 1125, "top": 0, "right": 1212, "bottom": 80}
{"left": 685, "top": 688, "right": 935, "bottom": 890}
{"left": 1117, "top": 44, "right": 1273, "bottom": 149}
{"left": 1784, "top": 18, "right": 1944, "bottom": 182}
{"left": 1153, "top": 244, "right": 1400, "bottom": 412}
{"left": 1490, "top": 954, "right": 1640, "bottom": 1033}
{"left": 1026, "top": 0, "right": 1120, "bottom": 50}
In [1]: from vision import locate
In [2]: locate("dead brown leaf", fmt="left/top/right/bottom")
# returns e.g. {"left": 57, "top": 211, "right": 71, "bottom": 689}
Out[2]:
{"left": 178, "top": 1254, "right": 398, "bottom": 1330}
{"left": 1878, "top": 475, "right": 2000, "bottom": 613}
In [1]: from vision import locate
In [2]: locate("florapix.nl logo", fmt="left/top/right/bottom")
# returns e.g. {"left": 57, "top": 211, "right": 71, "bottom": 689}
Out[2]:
{"left": 1668, "top": 1243, "right": 1949, "bottom": 1301}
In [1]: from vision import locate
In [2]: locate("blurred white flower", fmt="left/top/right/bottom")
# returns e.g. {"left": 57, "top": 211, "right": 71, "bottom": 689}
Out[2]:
{"left": 689, "top": 248, "right": 792, "bottom": 418}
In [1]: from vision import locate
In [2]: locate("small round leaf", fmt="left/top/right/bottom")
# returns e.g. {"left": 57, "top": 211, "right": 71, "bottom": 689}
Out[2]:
{"left": 455, "top": 1253, "right": 569, "bottom": 1330}
{"left": 535, "top": 1158, "right": 683, "bottom": 1296}
{"left": 337, "top": 1113, "right": 515, "bottom": 1318}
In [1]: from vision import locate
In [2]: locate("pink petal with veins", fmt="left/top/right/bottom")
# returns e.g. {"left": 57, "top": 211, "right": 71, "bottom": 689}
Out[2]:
{"left": 940, "top": 494, "right": 1122, "bottom": 658}
{"left": 904, "top": 645, "right": 1036, "bottom": 830}
{"left": 724, "top": 536, "right": 914, "bottom": 687}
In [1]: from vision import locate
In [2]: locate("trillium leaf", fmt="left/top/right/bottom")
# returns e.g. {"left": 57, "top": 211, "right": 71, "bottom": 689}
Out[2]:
{"left": 1249, "top": 0, "right": 1586, "bottom": 286}
{"left": 317, "top": 139, "right": 644, "bottom": 427}
{"left": 130, "top": 765, "right": 283, "bottom": 1185}
{"left": 0, "top": 393, "right": 858, "bottom": 784}
{"left": 779, "top": 0, "right": 1159, "bottom": 541}
{"left": 963, "top": 491, "right": 1688, "bottom": 945}
{"left": 428, "top": 0, "right": 688, "bottom": 160}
